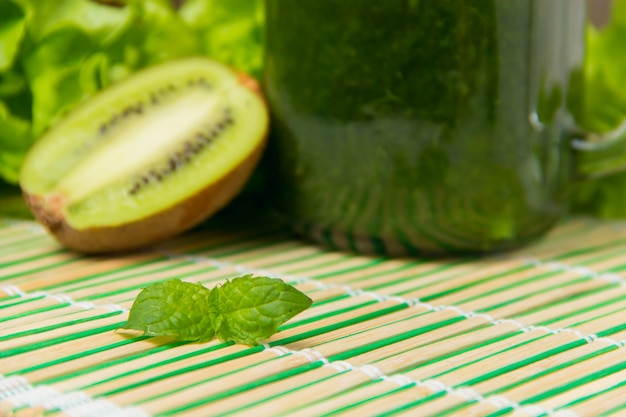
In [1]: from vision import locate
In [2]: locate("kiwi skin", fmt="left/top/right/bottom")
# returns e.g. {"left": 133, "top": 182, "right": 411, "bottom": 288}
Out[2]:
{"left": 23, "top": 138, "right": 265, "bottom": 253}
{"left": 21, "top": 67, "right": 268, "bottom": 254}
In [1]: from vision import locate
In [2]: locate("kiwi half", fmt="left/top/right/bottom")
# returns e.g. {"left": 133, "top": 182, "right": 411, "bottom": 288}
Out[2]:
{"left": 19, "top": 58, "right": 268, "bottom": 253}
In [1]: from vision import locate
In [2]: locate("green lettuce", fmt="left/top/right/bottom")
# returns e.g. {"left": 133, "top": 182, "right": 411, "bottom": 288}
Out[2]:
{"left": 570, "top": 0, "right": 626, "bottom": 218}
{"left": 0, "top": 0, "right": 263, "bottom": 185}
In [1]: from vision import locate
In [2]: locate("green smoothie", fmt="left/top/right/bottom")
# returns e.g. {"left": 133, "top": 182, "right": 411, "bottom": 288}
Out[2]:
{"left": 263, "top": 0, "right": 585, "bottom": 255}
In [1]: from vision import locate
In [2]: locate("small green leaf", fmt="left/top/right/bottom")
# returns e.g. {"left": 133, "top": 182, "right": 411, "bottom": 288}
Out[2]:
{"left": 120, "top": 275, "right": 312, "bottom": 346}
{"left": 210, "top": 275, "right": 313, "bottom": 346}
{"left": 122, "top": 279, "right": 215, "bottom": 342}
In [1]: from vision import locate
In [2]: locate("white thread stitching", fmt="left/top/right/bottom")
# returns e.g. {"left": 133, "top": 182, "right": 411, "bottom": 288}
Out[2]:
{"left": 257, "top": 347, "right": 578, "bottom": 417}
{"left": 523, "top": 256, "right": 626, "bottom": 286}
{"left": 325, "top": 361, "right": 353, "bottom": 372}
{"left": 0, "top": 285, "right": 128, "bottom": 314}
{"left": 0, "top": 376, "right": 150, "bottom": 416}
{"left": 0, "top": 285, "right": 24, "bottom": 297}
{"left": 296, "top": 348, "right": 328, "bottom": 364}
{"left": 382, "top": 374, "right": 414, "bottom": 386}
{"left": 357, "top": 364, "right": 385, "bottom": 381}
{"left": 486, "top": 395, "right": 515, "bottom": 409}
{"left": 0, "top": 376, "right": 30, "bottom": 398}
{"left": 157, "top": 251, "right": 626, "bottom": 349}
{"left": 553, "top": 410, "right": 584, "bottom": 417}
{"left": 523, "top": 404, "right": 557, "bottom": 417}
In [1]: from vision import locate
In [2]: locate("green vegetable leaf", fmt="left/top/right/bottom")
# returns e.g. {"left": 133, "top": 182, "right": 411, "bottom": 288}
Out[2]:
{"left": 122, "top": 279, "right": 216, "bottom": 342}
{"left": 0, "top": 0, "right": 26, "bottom": 72}
{"left": 575, "top": 0, "right": 626, "bottom": 134}
{"left": 179, "top": 0, "right": 264, "bottom": 79}
{"left": 0, "top": 0, "right": 263, "bottom": 184}
{"left": 0, "top": 101, "right": 30, "bottom": 184}
{"left": 24, "top": 28, "right": 107, "bottom": 136}
{"left": 570, "top": 0, "right": 626, "bottom": 218}
{"left": 210, "top": 275, "right": 313, "bottom": 345}
{"left": 21, "top": 0, "right": 134, "bottom": 45}
{"left": 121, "top": 276, "right": 312, "bottom": 346}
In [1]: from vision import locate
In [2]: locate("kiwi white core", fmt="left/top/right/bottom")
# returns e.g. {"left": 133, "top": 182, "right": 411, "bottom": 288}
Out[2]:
{"left": 56, "top": 90, "right": 222, "bottom": 202}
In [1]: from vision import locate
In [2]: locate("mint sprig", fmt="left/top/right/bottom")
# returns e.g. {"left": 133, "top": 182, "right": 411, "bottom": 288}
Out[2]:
{"left": 121, "top": 275, "right": 312, "bottom": 346}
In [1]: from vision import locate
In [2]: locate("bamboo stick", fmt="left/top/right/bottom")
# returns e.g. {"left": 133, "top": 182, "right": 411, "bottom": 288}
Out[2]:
{"left": 485, "top": 279, "right": 610, "bottom": 319}
{"left": 0, "top": 313, "right": 125, "bottom": 353}
{"left": 112, "top": 350, "right": 308, "bottom": 408}
{"left": 346, "top": 315, "right": 492, "bottom": 368}
{"left": 472, "top": 338, "right": 619, "bottom": 395}
{"left": 1, "top": 218, "right": 626, "bottom": 417}
{"left": 372, "top": 319, "right": 524, "bottom": 376}
{"left": 50, "top": 338, "right": 232, "bottom": 393}
{"left": 403, "top": 327, "right": 550, "bottom": 381}
{"left": 197, "top": 366, "right": 365, "bottom": 417}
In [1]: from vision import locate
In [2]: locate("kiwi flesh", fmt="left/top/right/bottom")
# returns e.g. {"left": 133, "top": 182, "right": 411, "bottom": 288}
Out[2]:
{"left": 19, "top": 58, "right": 268, "bottom": 253}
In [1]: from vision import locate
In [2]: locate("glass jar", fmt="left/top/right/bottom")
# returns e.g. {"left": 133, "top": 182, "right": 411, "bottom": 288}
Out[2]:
{"left": 262, "top": 0, "right": 590, "bottom": 255}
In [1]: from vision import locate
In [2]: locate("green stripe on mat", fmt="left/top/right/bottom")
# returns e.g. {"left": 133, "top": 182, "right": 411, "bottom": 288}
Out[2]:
{"left": 0, "top": 322, "right": 124, "bottom": 358}
{"left": 0, "top": 293, "right": 47, "bottom": 310}
{"left": 458, "top": 338, "right": 590, "bottom": 387}
{"left": 478, "top": 276, "right": 599, "bottom": 313}
{"left": 328, "top": 316, "right": 466, "bottom": 362}
{"left": 554, "top": 371, "right": 626, "bottom": 411}
{"left": 0, "top": 301, "right": 68, "bottom": 322}
{"left": 0, "top": 310, "right": 123, "bottom": 343}
{"left": 44, "top": 338, "right": 191, "bottom": 385}
{"left": 0, "top": 257, "right": 79, "bottom": 281}
{"left": 89, "top": 303, "right": 409, "bottom": 395}
{"left": 372, "top": 388, "right": 449, "bottom": 417}
{"left": 6, "top": 336, "right": 150, "bottom": 377}
{"left": 36, "top": 257, "right": 177, "bottom": 292}
{"left": 218, "top": 367, "right": 354, "bottom": 417}
{"left": 156, "top": 361, "right": 324, "bottom": 417}
{"left": 2, "top": 218, "right": 626, "bottom": 417}
{"left": 482, "top": 360, "right": 626, "bottom": 417}
{"left": 487, "top": 344, "right": 618, "bottom": 396}
{"left": 0, "top": 249, "right": 68, "bottom": 268}
{"left": 533, "top": 287, "right": 626, "bottom": 326}
{"left": 98, "top": 344, "right": 261, "bottom": 397}
{"left": 320, "top": 381, "right": 416, "bottom": 417}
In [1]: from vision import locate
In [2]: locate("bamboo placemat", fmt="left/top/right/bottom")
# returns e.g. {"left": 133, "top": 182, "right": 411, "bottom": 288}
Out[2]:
{"left": 2, "top": 214, "right": 626, "bottom": 417}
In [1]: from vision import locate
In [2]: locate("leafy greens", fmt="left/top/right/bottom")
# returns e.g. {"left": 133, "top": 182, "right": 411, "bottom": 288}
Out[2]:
{"left": 0, "top": 0, "right": 262, "bottom": 184}
{"left": 570, "top": 0, "right": 626, "bottom": 217}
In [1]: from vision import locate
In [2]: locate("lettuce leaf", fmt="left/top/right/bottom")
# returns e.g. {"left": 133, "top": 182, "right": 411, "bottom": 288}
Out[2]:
{"left": 574, "top": 0, "right": 626, "bottom": 133}
{"left": 180, "top": 0, "right": 264, "bottom": 79}
{"left": 570, "top": 0, "right": 626, "bottom": 218}
{"left": 0, "top": 0, "right": 262, "bottom": 185}
{"left": 0, "top": 0, "right": 26, "bottom": 72}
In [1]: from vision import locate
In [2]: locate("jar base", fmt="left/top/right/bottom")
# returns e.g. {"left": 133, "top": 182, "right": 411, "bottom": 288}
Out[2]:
{"left": 292, "top": 222, "right": 557, "bottom": 258}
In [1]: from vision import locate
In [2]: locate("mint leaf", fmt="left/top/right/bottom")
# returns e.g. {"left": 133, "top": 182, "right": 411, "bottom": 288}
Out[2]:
{"left": 121, "top": 275, "right": 312, "bottom": 346}
{"left": 210, "top": 275, "right": 313, "bottom": 345}
{"left": 122, "top": 279, "right": 215, "bottom": 342}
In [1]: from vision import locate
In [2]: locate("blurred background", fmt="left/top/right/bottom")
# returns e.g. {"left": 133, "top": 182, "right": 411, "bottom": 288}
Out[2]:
{"left": 589, "top": 0, "right": 612, "bottom": 27}
{"left": 2, "top": 0, "right": 626, "bottom": 221}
